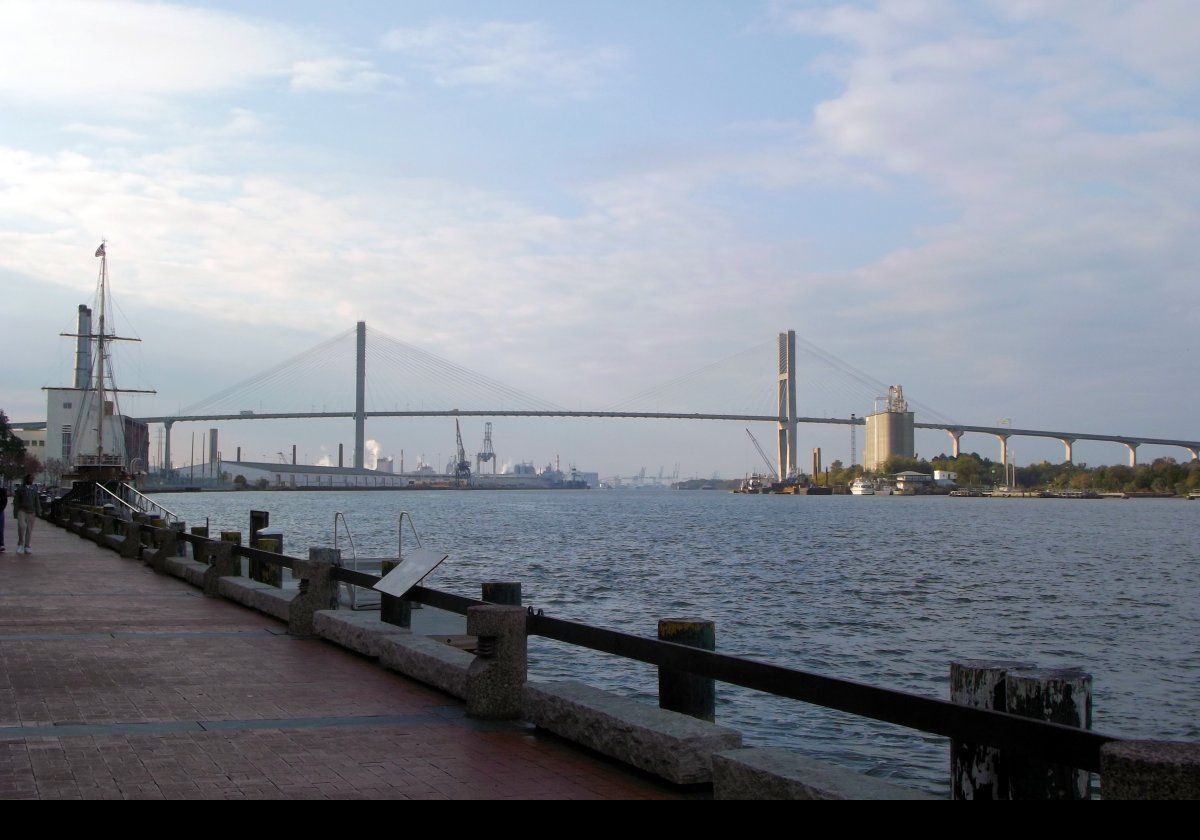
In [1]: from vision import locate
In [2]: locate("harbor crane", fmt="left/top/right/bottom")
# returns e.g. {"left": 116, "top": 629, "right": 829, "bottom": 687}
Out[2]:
{"left": 745, "top": 428, "right": 777, "bottom": 477}
{"left": 476, "top": 422, "right": 496, "bottom": 474}
{"left": 453, "top": 419, "right": 472, "bottom": 486}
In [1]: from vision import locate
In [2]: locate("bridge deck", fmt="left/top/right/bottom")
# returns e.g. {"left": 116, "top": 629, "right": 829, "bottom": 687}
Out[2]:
{"left": 0, "top": 525, "right": 681, "bottom": 800}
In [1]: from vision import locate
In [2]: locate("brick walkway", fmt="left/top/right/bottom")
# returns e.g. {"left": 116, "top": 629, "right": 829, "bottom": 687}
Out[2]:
{"left": 0, "top": 522, "right": 682, "bottom": 799}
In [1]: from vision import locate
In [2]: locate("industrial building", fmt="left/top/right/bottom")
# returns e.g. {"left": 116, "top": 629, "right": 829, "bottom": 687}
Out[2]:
{"left": 863, "top": 385, "right": 915, "bottom": 471}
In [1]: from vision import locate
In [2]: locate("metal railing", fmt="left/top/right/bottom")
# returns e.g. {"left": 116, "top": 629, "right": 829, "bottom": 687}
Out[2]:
{"left": 118, "top": 483, "right": 180, "bottom": 524}
{"left": 88, "top": 508, "right": 1121, "bottom": 776}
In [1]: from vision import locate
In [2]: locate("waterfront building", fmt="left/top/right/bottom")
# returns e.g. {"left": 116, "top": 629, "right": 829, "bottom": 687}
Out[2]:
{"left": 863, "top": 385, "right": 915, "bottom": 471}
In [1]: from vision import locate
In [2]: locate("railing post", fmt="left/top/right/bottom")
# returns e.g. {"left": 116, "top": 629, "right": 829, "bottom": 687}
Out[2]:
{"left": 249, "top": 511, "right": 269, "bottom": 581}
{"left": 482, "top": 581, "right": 522, "bottom": 605}
{"left": 950, "top": 659, "right": 1034, "bottom": 799}
{"left": 1101, "top": 741, "right": 1200, "bottom": 799}
{"left": 1005, "top": 667, "right": 1093, "bottom": 799}
{"left": 658, "top": 618, "right": 716, "bottom": 721}
{"left": 466, "top": 605, "right": 527, "bottom": 720}
{"left": 147, "top": 525, "right": 178, "bottom": 574}
{"left": 201, "top": 542, "right": 239, "bottom": 597}
{"left": 288, "top": 548, "right": 340, "bottom": 637}
{"left": 380, "top": 593, "right": 412, "bottom": 628}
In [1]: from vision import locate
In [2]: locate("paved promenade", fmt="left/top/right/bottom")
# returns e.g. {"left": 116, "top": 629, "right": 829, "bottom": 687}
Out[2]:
{"left": 0, "top": 522, "right": 681, "bottom": 799}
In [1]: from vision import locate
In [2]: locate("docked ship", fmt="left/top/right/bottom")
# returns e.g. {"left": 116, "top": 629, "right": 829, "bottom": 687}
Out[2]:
{"left": 48, "top": 245, "right": 167, "bottom": 519}
{"left": 850, "top": 477, "right": 875, "bottom": 495}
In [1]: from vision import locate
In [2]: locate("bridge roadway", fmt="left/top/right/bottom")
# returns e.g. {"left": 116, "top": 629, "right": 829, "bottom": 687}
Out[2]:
{"left": 14, "top": 410, "right": 1200, "bottom": 463}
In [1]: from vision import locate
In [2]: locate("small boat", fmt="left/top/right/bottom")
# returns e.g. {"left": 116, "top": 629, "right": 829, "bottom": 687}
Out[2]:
{"left": 850, "top": 478, "right": 874, "bottom": 495}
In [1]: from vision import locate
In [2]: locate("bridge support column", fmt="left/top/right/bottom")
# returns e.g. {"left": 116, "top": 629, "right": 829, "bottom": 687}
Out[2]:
{"left": 777, "top": 330, "right": 797, "bottom": 482}
{"left": 163, "top": 420, "right": 174, "bottom": 476}
{"left": 354, "top": 321, "right": 366, "bottom": 470}
{"left": 1061, "top": 438, "right": 1075, "bottom": 464}
{"left": 948, "top": 430, "right": 962, "bottom": 458}
{"left": 995, "top": 434, "right": 1009, "bottom": 469}
{"left": 1125, "top": 442, "right": 1139, "bottom": 468}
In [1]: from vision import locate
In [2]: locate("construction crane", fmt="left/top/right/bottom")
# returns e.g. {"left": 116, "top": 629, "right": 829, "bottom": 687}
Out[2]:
{"left": 476, "top": 422, "right": 496, "bottom": 474}
{"left": 744, "top": 428, "right": 777, "bottom": 477}
{"left": 453, "top": 419, "right": 472, "bottom": 486}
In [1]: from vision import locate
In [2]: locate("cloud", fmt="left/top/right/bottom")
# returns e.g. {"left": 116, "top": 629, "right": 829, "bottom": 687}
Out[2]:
{"left": 290, "top": 59, "right": 396, "bottom": 93}
{"left": 381, "top": 20, "right": 625, "bottom": 99}
{"left": 0, "top": 0, "right": 391, "bottom": 110}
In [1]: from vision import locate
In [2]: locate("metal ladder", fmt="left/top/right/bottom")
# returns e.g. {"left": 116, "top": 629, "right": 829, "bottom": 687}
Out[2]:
{"left": 332, "top": 511, "right": 424, "bottom": 610}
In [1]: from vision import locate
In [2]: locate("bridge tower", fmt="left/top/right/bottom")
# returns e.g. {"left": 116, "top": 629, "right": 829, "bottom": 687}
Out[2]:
{"left": 777, "top": 330, "right": 798, "bottom": 481}
{"left": 354, "top": 321, "right": 366, "bottom": 470}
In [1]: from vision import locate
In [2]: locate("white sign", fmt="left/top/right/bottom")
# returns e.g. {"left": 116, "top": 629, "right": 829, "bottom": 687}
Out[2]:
{"left": 372, "top": 548, "right": 449, "bottom": 598}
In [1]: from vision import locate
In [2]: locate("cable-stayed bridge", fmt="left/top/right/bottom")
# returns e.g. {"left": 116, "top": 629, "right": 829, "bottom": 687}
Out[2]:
{"left": 119, "top": 323, "right": 1198, "bottom": 479}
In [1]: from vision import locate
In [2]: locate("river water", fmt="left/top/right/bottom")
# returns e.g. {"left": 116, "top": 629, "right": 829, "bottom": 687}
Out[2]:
{"left": 149, "top": 488, "right": 1200, "bottom": 796}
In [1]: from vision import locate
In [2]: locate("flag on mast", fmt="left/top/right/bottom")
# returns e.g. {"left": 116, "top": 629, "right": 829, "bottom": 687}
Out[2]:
{"left": 95, "top": 242, "right": 106, "bottom": 257}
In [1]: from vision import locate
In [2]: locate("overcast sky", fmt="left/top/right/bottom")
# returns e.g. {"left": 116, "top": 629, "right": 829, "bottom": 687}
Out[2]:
{"left": 1, "top": 0, "right": 1197, "bottom": 477}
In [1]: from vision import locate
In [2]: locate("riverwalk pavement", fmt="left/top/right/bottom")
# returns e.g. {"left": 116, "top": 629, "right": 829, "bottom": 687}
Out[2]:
{"left": 0, "top": 523, "right": 682, "bottom": 799}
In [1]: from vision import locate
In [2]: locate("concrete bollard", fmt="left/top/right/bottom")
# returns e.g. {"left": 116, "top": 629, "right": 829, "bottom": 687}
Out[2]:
{"left": 482, "top": 581, "right": 522, "bottom": 606}
{"left": 1101, "top": 740, "right": 1200, "bottom": 799}
{"left": 120, "top": 521, "right": 143, "bottom": 560}
{"left": 289, "top": 548, "right": 341, "bottom": 637}
{"left": 658, "top": 618, "right": 716, "bottom": 722}
{"left": 252, "top": 537, "right": 284, "bottom": 587}
{"left": 201, "top": 542, "right": 239, "bottom": 597}
{"left": 466, "top": 605, "right": 527, "bottom": 720}
{"left": 950, "top": 659, "right": 1035, "bottom": 799}
{"left": 147, "top": 527, "right": 178, "bottom": 574}
{"left": 1005, "top": 667, "right": 1093, "bottom": 800}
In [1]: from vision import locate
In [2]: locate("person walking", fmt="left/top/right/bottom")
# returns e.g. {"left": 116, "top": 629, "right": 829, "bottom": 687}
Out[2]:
{"left": 13, "top": 474, "right": 39, "bottom": 554}
{"left": 0, "top": 483, "right": 7, "bottom": 553}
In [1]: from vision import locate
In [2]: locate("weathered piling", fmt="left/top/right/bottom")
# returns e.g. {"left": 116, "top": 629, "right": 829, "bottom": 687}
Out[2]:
{"left": 658, "top": 619, "right": 716, "bottom": 722}
{"left": 252, "top": 537, "right": 284, "bottom": 587}
{"left": 1005, "top": 667, "right": 1093, "bottom": 799}
{"left": 950, "top": 659, "right": 1034, "bottom": 800}
{"left": 482, "top": 581, "right": 522, "bottom": 606}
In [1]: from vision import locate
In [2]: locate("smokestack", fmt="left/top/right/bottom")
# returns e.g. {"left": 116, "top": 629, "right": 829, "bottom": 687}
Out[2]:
{"left": 338, "top": 443, "right": 343, "bottom": 468}
{"left": 209, "top": 429, "right": 218, "bottom": 466}
{"left": 74, "top": 305, "right": 92, "bottom": 389}
{"left": 236, "top": 446, "right": 241, "bottom": 462}
{"left": 292, "top": 444, "right": 297, "bottom": 465}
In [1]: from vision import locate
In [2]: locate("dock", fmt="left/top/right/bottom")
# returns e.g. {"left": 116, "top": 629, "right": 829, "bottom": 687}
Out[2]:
{"left": 0, "top": 526, "right": 681, "bottom": 800}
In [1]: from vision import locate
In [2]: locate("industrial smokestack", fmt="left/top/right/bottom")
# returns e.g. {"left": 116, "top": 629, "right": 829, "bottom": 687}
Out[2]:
{"left": 74, "top": 305, "right": 92, "bottom": 389}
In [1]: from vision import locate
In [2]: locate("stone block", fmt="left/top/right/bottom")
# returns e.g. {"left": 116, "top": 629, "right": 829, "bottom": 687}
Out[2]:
{"left": 466, "top": 605, "right": 527, "bottom": 720}
{"left": 712, "top": 748, "right": 937, "bottom": 800}
{"left": 313, "top": 610, "right": 411, "bottom": 659}
{"left": 288, "top": 548, "right": 340, "bottom": 636}
{"left": 1101, "top": 740, "right": 1200, "bottom": 800}
{"left": 255, "top": 586, "right": 297, "bottom": 622}
{"left": 377, "top": 635, "right": 474, "bottom": 700}
{"left": 218, "top": 576, "right": 269, "bottom": 610}
{"left": 524, "top": 680, "right": 742, "bottom": 785}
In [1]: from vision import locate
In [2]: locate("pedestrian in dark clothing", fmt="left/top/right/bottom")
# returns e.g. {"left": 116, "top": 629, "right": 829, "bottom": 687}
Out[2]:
{"left": 0, "top": 485, "right": 7, "bottom": 552}
{"left": 13, "top": 474, "right": 39, "bottom": 554}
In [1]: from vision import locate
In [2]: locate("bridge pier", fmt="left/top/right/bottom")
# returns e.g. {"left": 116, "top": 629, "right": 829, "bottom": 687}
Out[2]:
{"left": 1125, "top": 442, "right": 1139, "bottom": 468}
{"left": 1061, "top": 438, "right": 1075, "bottom": 464}
{"left": 354, "top": 321, "right": 366, "bottom": 470}
{"left": 995, "top": 434, "right": 1009, "bottom": 469}
{"left": 163, "top": 420, "right": 174, "bottom": 475}
{"left": 947, "top": 429, "right": 962, "bottom": 458}
{"left": 777, "top": 330, "right": 798, "bottom": 481}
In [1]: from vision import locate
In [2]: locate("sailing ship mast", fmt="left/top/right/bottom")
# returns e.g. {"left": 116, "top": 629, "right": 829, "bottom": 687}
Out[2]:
{"left": 57, "top": 243, "right": 155, "bottom": 480}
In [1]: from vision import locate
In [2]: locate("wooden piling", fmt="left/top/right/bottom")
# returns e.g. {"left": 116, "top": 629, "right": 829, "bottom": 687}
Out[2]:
{"left": 482, "top": 582, "right": 522, "bottom": 606}
{"left": 950, "top": 659, "right": 1034, "bottom": 799}
{"left": 1005, "top": 667, "right": 1093, "bottom": 799}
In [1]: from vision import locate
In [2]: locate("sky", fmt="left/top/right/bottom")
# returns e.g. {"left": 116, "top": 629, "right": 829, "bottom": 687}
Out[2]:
{"left": 1, "top": 0, "right": 1197, "bottom": 478}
